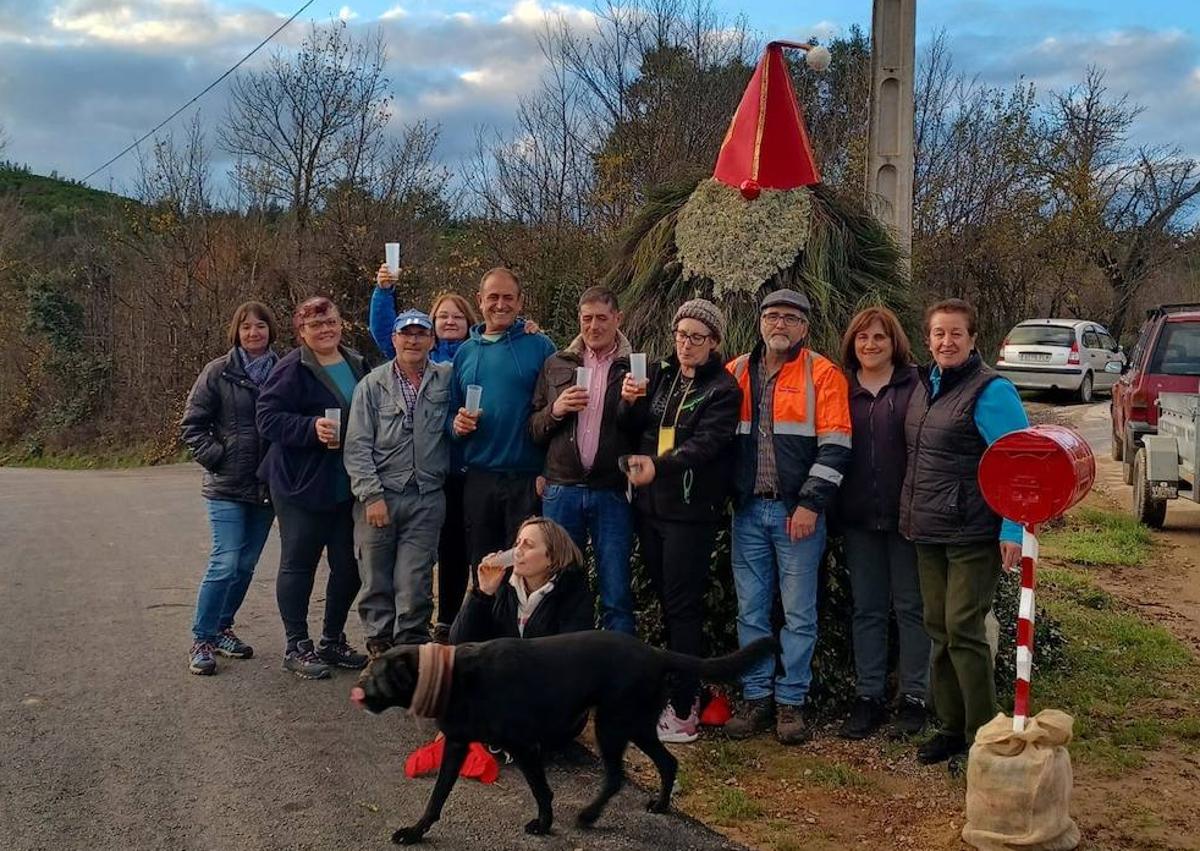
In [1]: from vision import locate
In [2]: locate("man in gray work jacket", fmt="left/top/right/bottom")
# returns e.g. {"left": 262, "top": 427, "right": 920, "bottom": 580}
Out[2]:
{"left": 344, "top": 308, "right": 452, "bottom": 657}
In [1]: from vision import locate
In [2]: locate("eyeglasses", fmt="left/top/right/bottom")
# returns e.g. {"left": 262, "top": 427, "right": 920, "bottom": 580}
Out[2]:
{"left": 761, "top": 312, "right": 806, "bottom": 328}
{"left": 397, "top": 328, "right": 431, "bottom": 338}
{"left": 673, "top": 329, "right": 712, "bottom": 347}
{"left": 303, "top": 317, "right": 340, "bottom": 330}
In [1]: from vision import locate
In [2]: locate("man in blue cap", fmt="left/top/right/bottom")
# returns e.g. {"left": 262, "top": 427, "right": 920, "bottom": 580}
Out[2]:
{"left": 345, "top": 308, "right": 453, "bottom": 655}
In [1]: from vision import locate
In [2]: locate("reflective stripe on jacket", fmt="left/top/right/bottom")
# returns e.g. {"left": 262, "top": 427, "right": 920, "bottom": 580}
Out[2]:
{"left": 726, "top": 343, "right": 852, "bottom": 514}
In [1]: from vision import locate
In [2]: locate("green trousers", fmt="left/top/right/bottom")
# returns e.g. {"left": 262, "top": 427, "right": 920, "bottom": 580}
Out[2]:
{"left": 915, "top": 542, "right": 1002, "bottom": 741}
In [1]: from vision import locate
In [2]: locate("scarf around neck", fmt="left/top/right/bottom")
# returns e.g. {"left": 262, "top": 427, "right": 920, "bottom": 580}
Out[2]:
{"left": 409, "top": 643, "right": 457, "bottom": 718}
{"left": 238, "top": 347, "right": 277, "bottom": 386}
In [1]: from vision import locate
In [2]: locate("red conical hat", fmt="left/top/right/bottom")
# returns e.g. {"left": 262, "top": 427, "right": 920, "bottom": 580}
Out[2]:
{"left": 713, "top": 42, "right": 820, "bottom": 196}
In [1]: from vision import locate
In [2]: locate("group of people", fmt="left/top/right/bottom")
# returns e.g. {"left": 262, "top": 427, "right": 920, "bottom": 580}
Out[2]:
{"left": 180, "top": 261, "right": 1028, "bottom": 770}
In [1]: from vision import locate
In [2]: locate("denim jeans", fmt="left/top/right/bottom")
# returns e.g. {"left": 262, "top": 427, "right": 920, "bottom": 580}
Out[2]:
{"left": 542, "top": 484, "right": 634, "bottom": 634}
{"left": 731, "top": 498, "right": 825, "bottom": 706}
{"left": 843, "top": 528, "right": 929, "bottom": 701}
{"left": 191, "top": 498, "right": 275, "bottom": 643}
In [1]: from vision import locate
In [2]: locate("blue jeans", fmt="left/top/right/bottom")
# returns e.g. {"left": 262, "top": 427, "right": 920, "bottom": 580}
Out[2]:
{"left": 191, "top": 498, "right": 275, "bottom": 643}
{"left": 541, "top": 484, "right": 635, "bottom": 634}
{"left": 731, "top": 499, "right": 825, "bottom": 706}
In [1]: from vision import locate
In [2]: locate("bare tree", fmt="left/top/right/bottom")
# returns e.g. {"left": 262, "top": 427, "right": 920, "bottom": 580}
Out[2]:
{"left": 1039, "top": 68, "right": 1200, "bottom": 338}
{"left": 220, "top": 22, "right": 391, "bottom": 236}
{"left": 912, "top": 34, "right": 1047, "bottom": 353}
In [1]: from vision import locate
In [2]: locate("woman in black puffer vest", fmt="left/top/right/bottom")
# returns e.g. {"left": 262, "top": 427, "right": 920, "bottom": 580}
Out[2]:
{"left": 180, "top": 301, "right": 280, "bottom": 676}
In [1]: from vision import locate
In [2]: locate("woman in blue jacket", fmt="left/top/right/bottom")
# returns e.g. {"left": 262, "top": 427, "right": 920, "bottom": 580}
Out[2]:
{"left": 257, "top": 296, "right": 369, "bottom": 680}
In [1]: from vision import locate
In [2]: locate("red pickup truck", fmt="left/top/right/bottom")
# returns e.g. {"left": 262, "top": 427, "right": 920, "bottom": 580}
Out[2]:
{"left": 1111, "top": 303, "right": 1200, "bottom": 483}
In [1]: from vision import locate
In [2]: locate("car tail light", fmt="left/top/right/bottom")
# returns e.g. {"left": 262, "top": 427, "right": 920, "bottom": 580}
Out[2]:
{"left": 1130, "top": 388, "right": 1149, "bottom": 410}
{"left": 1068, "top": 341, "right": 1080, "bottom": 365}
{"left": 997, "top": 338, "right": 1008, "bottom": 364}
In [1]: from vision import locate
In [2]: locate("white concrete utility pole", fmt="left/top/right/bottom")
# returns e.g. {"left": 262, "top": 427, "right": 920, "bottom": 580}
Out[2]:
{"left": 866, "top": 0, "right": 917, "bottom": 266}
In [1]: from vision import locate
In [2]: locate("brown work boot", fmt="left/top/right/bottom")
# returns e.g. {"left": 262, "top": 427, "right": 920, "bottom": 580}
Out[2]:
{"left": 776, "top": 703, "right": 813, "bottom": 745}
{"left": 724, "top": 697, "right": 775, "bottom": 740}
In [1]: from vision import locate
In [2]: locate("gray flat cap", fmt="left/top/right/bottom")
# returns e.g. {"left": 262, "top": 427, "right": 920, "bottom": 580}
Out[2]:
{"left": 760, "top": 289, "right": 811, "bottom": 314}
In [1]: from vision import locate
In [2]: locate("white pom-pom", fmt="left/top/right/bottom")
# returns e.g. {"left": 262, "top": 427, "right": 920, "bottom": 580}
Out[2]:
{"left": 805, "top": 44, "right": 832, "bottom": 72}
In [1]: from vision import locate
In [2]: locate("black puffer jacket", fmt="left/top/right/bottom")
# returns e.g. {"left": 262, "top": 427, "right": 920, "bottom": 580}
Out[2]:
{"left": 449, "top": 564, "right": 595, "bottom": 643}
{"left": 617, "top": 352, "right": 741, "bottom": 524}
{"left": 180, "top": 348, "right": 274, "bottom": 504}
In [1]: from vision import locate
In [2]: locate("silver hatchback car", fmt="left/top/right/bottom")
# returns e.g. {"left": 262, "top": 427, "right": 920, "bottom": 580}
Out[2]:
{"left": 995, "top": 319, "right": 1125, "bottom": 402}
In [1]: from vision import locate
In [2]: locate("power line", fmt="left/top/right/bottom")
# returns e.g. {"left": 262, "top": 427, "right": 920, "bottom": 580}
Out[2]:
{"left": 82, "top": 0, "right": 318, "bottom": 184}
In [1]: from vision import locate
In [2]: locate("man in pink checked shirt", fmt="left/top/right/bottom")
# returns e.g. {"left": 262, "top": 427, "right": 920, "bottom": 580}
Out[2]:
{"left": 528, "top": 286, "right": 640, "bottom": 634}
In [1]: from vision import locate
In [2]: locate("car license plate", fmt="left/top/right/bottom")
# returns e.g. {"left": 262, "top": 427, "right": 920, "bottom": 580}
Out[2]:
{"left": 1151, "top": 483, "right": 1178, "bottom": 500}
{"left": 1021, "top": 352, "right": 1051, "bottom": 363}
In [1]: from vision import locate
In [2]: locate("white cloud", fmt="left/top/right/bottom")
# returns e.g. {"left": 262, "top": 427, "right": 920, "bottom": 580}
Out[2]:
{"left": 338, "top": 6, "right": 358, "bottom": 23}
{"left": 500, "top": 0, "right": 596, "bottom": 30}
{"left": 807, "top": 20, "right": 839, "bottom": 44}
{"left": 379, "top": 5, "right": 407, "bottom": 21}
{"left": 45, "top": 0, "right": 279, "bottom": 47}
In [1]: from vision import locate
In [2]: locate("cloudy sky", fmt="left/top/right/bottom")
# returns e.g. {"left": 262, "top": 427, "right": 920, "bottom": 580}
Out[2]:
{"left": 0, "top": 0, "right": 1196, "bottom": 195}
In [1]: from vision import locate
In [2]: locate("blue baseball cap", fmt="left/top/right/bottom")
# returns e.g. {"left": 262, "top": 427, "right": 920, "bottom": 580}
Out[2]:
{"left": 393, "top": 309, "right": 433, "bottom": 333}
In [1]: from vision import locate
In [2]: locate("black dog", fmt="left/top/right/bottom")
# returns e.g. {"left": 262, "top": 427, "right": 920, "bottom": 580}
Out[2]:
{"left": 351, "top": 630, "right": 775, "bottom": 844}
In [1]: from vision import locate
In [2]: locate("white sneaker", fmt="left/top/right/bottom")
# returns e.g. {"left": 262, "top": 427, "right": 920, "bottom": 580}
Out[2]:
{"left": 657, "top": 703, "right": 700, "bottom": 744}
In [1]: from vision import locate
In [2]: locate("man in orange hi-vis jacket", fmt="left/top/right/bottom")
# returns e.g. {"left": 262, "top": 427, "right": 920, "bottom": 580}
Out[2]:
{"left": 723, "top": 289, "right": 852, "bottom": 745}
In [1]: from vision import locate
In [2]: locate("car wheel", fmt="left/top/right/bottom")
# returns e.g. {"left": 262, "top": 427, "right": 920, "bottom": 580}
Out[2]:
{"left": 1132, "top": 448, "right": 1167, "bottom": 529}
{"left": 1077, "top": 372, "right": 1094, "bottom": 404}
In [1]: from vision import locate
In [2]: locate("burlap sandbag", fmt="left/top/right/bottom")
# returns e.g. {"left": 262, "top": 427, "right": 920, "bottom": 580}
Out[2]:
{"left": 962, "top": 710, "right": 1081, "bottom": 851}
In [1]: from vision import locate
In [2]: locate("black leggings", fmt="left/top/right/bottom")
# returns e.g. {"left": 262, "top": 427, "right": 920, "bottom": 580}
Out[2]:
{"left": 436, "top": 474, "right": 470, "bottom": 626}
{"left": 637, "top": 513, "right": 718, "bottom": 717}
{"left": 272, "top": 491, "right": 360, "bottom": 650}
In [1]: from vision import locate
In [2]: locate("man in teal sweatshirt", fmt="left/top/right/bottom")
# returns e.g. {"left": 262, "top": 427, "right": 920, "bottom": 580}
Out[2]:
{"left": 450, "top": 267, "right": 557, "bottom": 573}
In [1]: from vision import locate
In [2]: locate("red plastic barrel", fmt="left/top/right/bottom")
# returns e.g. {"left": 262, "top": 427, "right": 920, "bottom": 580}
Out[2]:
{"left": 978, "top": 425, "right": 1096, "bottom": 525}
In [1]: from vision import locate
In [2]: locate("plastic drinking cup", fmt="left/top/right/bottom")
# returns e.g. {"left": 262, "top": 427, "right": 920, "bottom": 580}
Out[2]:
{"left": 324, "top": 407, "right": 342, "bottom": 449}
{"left": 576, "top": 366, "right": 593, "bottom": 390}
{"left": 494, "top": 548, "right": 516, "bottom": 567}
{"left": 385, "top": 242, "right": 401, "bottom": 276}
{"left": 630, "top": 353, "right": 647, "bottom": 383}
{"left": 465, "top": 384, "right": 483, "bottom": 414}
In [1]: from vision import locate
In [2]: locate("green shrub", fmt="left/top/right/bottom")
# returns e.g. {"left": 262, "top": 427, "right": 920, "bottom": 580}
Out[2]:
{"left": 619, "top": 523, "right": 1066, "bottom": 718}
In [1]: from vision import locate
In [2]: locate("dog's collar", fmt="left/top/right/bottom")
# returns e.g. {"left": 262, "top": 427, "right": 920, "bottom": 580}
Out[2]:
{"left": 409, "top": 643, "right": 456, "bottom": 718}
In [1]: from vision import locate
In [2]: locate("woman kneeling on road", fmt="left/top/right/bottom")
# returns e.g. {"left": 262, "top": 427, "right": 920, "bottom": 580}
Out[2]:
{"left": 181, "top": 301, "right": 280, "bottom": 675}
{"left": 449, "top": 516, "right": 594, "bottom": 643}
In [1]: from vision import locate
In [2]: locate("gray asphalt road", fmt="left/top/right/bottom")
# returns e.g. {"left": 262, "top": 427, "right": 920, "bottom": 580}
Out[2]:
{"left": 0, "top": 465, "right": 738, "bottom": 851}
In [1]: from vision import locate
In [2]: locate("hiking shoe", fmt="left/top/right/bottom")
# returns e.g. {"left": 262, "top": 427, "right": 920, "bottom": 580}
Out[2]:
{"left": 776, "top": 703, "right": 813, "bottom": 745}
{"left": 892, "top": 694, "right": 929, "bottom": 737}
{"left": 214, "top": 628, "right": 254, "bottom": 659}
{"left": 365, "top": 637, "right": 394, "bottom": 660}
{"left": 917, "top": 731, "right": 968, "bottom": 765}
{"left": 431, "top": 623, "right": 451, "bottom": 645}
{"left": 724, "top": 697, "right": 775, "bottom": 740}
{"left": 317, "top": 634, "right": 368, "bottom": 669}
{"left": 189, "top": 642, "right": 217, "bottom": 676}
{"left": 657, "top": 702, "right": 700, "bottom": 744}
{"left": 283, "top": 639, "right": 332, "bottom": 680}
{"left": 838, "top": 696, "right": 888, "bottom": 740}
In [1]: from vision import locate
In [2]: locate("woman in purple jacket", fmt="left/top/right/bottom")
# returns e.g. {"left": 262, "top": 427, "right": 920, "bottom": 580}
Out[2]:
{"left": 835, "top": 307, "right": 929, "bottom": 740}
{"left": 257, "top": 297, "right": 370, "bottom": 680}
